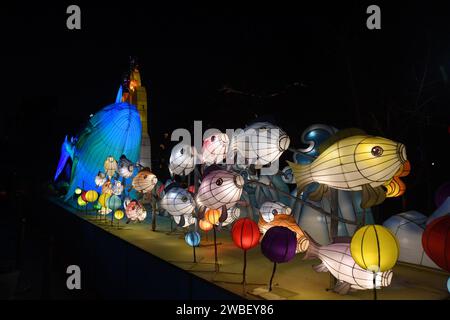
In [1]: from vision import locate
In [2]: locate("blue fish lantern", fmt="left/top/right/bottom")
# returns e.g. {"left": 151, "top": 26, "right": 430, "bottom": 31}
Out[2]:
{"left": 185, "top": 231, "right": 201, "bottom": 247}
{"left": 58, "top": 102, "right": 142, "bottom": 201}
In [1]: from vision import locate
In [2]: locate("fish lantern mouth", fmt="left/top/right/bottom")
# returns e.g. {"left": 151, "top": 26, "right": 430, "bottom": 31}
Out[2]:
{"left": 279, "top": 134, "right": 290, "bottom": 152}
{"left": 234, "top": 175, "right": 244, "bottom": 189}
{"left": 381, "top": 270, "right": 393, "bottom": 287}
{"left": 397, "top": 143, "right": 407, "bottom": 164}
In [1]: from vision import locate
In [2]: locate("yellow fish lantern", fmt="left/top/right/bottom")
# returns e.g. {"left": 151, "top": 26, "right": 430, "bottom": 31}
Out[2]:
{"left": 98, "top": 193, "right": 111, "bottom": 207}
{"left": 101, "top": 180, "right": 114, "bottom": 195}
{"left": 288, "top": 130, "right": 410, "bottom": 209}
{"left": 132, "top": 168, "right": 158, "bottom": 193}
{"left": 104, "top": 156, "right": 118, "bottom": 179}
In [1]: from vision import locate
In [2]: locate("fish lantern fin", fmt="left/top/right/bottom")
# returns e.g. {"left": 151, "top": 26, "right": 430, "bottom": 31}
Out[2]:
{"left": 197, "top": 206, "right": 206, "bottom": 220}
{"left": 318, "top": 128, "right": 367, "bottom": 154}
{"left": 312, "top": 263, "right": 329, "bottom": 273}
{"left": 219, "top": 205, "right": 228, "bottom": 222}
{"left": 308, "top": 184, "right": 329, "bottom": 201}
{"left": 177, "top": 215, "right": 185, "bottom": 227}
{"left": 361, "top": 184, "right": 386, "bottom": 209}
{"left": 334, "top": 281, "right": 352, "bottom": 295}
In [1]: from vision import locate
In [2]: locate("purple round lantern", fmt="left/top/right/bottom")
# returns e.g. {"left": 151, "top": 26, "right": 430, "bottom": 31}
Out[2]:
{"left": 261, "top": 226, "right": 297, "bottom": 291}
{"left": 261, "top": 226, "right": 297, "bottom": 263}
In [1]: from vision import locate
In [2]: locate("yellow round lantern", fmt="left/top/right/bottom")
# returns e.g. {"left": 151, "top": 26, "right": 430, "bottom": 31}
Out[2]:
{"left": 199, "top": 219, "right": 213, "bottom": 232}
{"left": 85, "top": 190, "right": 99, "bottom": 203}
{"left": 350, "top": 225, "right": 399, "bottom": 272}
{"left": 205, "top": 209, "right": 221, "bottom": 225}
{"left": 114, "top": 210, "right": 124, "bottom": 220}
{"left": 98, "top": 193, "right": 111, "bottom": 207}
{"left": 75, "top": 187, "right": 83, "bottom": 195}
{"left": 77, "top": 196, "right": 87, "bottom": 206}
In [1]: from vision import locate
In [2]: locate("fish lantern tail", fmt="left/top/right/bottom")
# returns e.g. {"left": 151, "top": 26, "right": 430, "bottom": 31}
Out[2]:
{"left": 287, "top": 161, "right": 314, "bottom": 193}
{"left": 302, "top": 231, "right": 321, "bottom": 260}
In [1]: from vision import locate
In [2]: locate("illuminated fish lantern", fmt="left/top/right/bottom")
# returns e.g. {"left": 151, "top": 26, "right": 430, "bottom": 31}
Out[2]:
{"left": 221, "top": 207, "right": 241, "bottom": 227}
{"left": 61, "top": 102, "right": 142, "bottom": 201}
{"left": 160, "top": 184, "right": 195, "bottom": 216}
{"left": 104, "top": 156, "right": 118, "bottom": 179}
{"left": 173, "top": 212, "right": 196, "bottom": 228}
{"left": 202, "top": 132, "right": 229, "bottom": 165}
{"left": 169, "top": 142, "right": 195, "bottom": 176}
{"left": 101, "top": 180, "right": 114, "bottom": 195}
{"left": 229, "top": 122, "right": 290, "bottom": 167}
{"left": 196, "top": 167, "right": 244, "bottom": 210}
{"left": 288, "top": 130, "right": 410, "bottom": 208}
{"left": 95, "top": 171, "right": 107, "bottom": 187}
{"left": 112, "top": 180, "right": 124, "bottom": 196}
{"left": 118, "top": 155, "right": 135, "bottom": 178}
{"left": 304, "top": 238, "right": 393, "bottom": 295}
{"left": 125, "top": 200, "right": 147, "bottom": 222}
{"left": 98, "top": 207, "right": 112, "bottom": 215}
{"left": 258, "top": 201, "right": 309, "bottom": 253}
{"left": 132, "top": 168, "right": 158, "bottom": 193}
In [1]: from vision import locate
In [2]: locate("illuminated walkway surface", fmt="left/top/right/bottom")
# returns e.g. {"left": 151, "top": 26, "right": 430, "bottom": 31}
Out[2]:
{"left": 52, "top": 198, "right": 449, "bottom": 300}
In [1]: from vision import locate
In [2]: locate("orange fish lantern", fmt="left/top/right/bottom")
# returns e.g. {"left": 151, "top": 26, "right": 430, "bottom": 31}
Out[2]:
{"left": 104, "top": 156, "right": 118, "bottom": 179}
{"left": 132, "top": 168, "right": 158, "bottom": 193}
{"left": 101, "top": 180, "right": 114, "bottom": 195}
{"left": 258, "top": 201, "right": 309, "bottom": 253}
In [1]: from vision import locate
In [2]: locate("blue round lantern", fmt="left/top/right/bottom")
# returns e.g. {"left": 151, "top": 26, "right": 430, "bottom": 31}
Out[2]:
{"left": 107, "top": 195, "right": 122, "bottom": 211}
{"left": 185, "top": 231, "right": 201, "bottom": 247}
{"left": 447, "top": 277, "right": 450, "bottom": 293}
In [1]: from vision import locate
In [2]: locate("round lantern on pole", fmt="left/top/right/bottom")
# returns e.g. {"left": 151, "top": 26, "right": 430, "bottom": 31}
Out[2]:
{"left": 261, "top": 226, "right": 297, "bottom": 291}
{"left": 350, "top": 224, "right": 399, "bottom": 300}
{"left": 422, "top": 215, "right": 450, "bottom": 272}
{"left": 85, "top": 190, "right": 99, "bottom": 203}
{"left": 185, "top": 231, "right": 201, "bottom": 263}
{"left": 231, "top": 218, "right": 261, "bottom": 285}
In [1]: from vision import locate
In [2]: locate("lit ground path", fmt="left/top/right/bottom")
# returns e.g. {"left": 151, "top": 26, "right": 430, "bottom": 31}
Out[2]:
{"left": 51, "top": 197, "right": 450, "bottom": 300}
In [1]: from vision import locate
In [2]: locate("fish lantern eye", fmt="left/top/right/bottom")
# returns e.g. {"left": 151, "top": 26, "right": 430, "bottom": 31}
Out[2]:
{"left": 216, "top": 178, "right": 223, "bottom": 186}
{"left": 211, "top": 135, "right": 216, "bottom": 142}
{"left": 143, "top": 175, "right": 147, "bottom": 179}
{"left": 272, "top": 209, "right": 278, "bottom": 215}
{"left": 371, "top": 146, "right": 383, "bottom": 157}
{"left": 180, "top": 148, "right": 184, "bottom": 155}
{"left": 181, "top": 195, "right": 188, "bottom": 202}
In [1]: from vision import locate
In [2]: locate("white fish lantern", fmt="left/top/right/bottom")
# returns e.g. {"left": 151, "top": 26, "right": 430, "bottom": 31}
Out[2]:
{"left": 95, "top": 171, "right": 107, "bottom": 187}
{"left": 132, "top": 168, "right": 158, "bottom": 193}
{"left": 123, "top": 197, "right": 131, "bottom": 210}
{"left": 196, "top": 169, "right": 244, "bottom": 209}
{"left": 221, "top": 207, "right": 241, "bottom": 227}
{"left": 98, "top": 207, "right": 112, "bottom": 215}
{"left": 104, "top": 156, "right": 118, "bottom": 179}
{"left": 305, "top": 241, "right": 393, "bottom": 294}
{"left": 169, "top": 142, "right": 195, "bottom": 176}
{"left": 173, "top": 212, "right": 196, "bottom": 228}
{"left": 259, "top": 201, "right": 292, "bottom": 224}
{"left": 160, "top": 187, "right": 195, "bottom": 216}
{"left": 118, "top": 155, "right": 135, "bottom": 178}
{"left": 112, "top": 180, "right": 124, "bottom": 196}
{"left": 202, "top": 132, "right": 229, "bottom": 165}
{"left": 288, "top": 133, "right": 410, "bottom": 208}
{"left": 230, "top": 122, "right": 290, "bottom": 167}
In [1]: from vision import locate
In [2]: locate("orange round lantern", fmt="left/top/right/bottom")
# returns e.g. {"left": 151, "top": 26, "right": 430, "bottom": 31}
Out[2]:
{"left": 199, "top": 219, "right": 213, "bottom": 231}
{"left": 205, "top": 209, "right": 221, "bottom": 225}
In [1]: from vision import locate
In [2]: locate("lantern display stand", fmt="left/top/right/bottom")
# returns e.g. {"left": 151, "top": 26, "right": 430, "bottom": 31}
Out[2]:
{"left": 213, "top": 226, "right": 219, "bottom": 272}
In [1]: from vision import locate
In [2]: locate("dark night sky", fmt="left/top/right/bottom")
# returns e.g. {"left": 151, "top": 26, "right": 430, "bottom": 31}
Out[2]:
{"left": 1, "top": 2, "right": 449, "bottom": 219}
